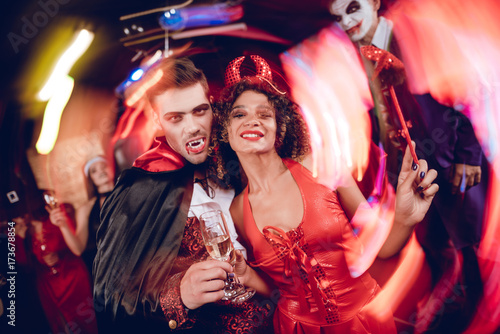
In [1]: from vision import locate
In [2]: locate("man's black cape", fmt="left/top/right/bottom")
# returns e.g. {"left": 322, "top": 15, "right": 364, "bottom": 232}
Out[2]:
{"left": 93, "top": 137, "right": 194, "bottom": 332}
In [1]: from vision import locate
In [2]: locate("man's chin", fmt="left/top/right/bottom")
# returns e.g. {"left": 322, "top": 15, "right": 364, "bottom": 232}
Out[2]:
{"left": 349, "top": 33, "right": 364, "bottom": 42}
{"left": 348, "top": 27, "right": 370, "bottom": 43}
{"left": 184, "top": 152, "right": 209, "bottom": 165}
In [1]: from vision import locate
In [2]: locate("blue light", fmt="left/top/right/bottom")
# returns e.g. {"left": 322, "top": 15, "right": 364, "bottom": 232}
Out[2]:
{"left": 130, "top": 68, "right": 144, "bottom": 81}
{"left": 160, "top": 8, "right": 184, "bottom": 30}
{"left": 159, "top": 4, "right": 243, "bottom": 32}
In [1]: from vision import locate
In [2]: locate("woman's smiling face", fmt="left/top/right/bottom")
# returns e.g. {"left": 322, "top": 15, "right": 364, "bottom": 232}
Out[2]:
{"left": 227, "top": 90, "right": 278, "bottom": 156}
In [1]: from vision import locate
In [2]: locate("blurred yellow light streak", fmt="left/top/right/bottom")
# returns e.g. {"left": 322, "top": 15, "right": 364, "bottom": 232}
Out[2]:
{"left": 37, "top": 29, "right": 94, "bottom": 101}
{"left": 36, "top": 75, "right": 74, "bottom": 154}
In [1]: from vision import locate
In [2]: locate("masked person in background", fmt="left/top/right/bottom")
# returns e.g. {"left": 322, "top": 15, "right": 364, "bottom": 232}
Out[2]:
{"left": 78, "top": 156, "right": 115, "bottom": 275}
{"left": 327, "top": 0, "right": 487, "bottom": 332}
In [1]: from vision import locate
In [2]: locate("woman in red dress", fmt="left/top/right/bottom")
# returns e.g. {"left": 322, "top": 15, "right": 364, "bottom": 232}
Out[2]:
{"left": 210, "top": 56, "right": 440, "bottom": 333}
{"left": 31, "top": 197, "right": 98, "bottom": 334}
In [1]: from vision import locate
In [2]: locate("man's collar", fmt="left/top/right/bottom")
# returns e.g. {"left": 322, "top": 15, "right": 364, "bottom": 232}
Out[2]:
{"left": 370, "top": 17, "right": 394, "bottom": 51}
{"left": 133, "top": 136, "right": 186, "bottom": 172}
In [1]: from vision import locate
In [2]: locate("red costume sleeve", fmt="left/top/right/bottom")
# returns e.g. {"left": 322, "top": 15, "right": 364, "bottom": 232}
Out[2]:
{"left": 159, "top": 271, "right": 198, "bottom": 330}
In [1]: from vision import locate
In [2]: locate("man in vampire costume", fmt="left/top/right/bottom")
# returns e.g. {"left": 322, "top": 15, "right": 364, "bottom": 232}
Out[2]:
{"left": 93, "top": 56, "right": 273, "bottom": 333}
{"left": 327, "top": 0, "right": 488, "bottom": 332}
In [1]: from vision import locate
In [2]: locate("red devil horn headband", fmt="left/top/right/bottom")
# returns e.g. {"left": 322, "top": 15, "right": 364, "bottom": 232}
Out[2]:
{"left": 251, "top": 55, "right": 273, "bottom": 80}
{"left": 224, "top": 55, "right": 273, "bottom": 86}
{"left": 224, "top": 56, "right": 245, "bottom": 87}
{"left": 224, "top": 55, "right": 285, "bottom": 94}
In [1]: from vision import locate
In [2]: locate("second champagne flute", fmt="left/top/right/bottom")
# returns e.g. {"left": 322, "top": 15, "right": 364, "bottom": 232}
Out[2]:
{"left": 199, "top": 210, "right": 255, "bottom": 303}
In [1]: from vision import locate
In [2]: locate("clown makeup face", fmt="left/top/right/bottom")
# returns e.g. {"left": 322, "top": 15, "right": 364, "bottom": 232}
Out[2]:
{"left": 329, "top": 0, "right": 380, "bottom": 44}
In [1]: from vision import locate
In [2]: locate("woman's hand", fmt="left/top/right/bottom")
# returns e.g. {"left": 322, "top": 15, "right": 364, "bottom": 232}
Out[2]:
{"left": 395, "top": 142, "right": 439, "bottom": 227}
{"left": 378, "top": 142, "right": 439, "bottom": 258}
{"left": 232, "top": 249, "right": 275, "bottom": 297}
{"left": 233, "top": 250, "right": 249, "bottom": 284}
{"left": 46, "top": 204, "right": 84, "bottom": 256}
{"left": 46, "top": 205, "right": 69, "bottom": 229}
{"left": 42, "top": 252, "right": 60, "bottom": 267}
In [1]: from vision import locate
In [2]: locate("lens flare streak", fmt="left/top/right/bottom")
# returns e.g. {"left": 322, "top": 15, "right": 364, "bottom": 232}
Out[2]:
{"left": 387, "top": 1, "right": 500, "bottom": 331}
{"left": 281, "top": 25, "right": 395, "bottom": 277}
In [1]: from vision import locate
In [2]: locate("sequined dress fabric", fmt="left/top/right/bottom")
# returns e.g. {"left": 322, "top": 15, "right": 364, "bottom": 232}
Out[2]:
{"left": 243, "top": 159, "right": 397, "bottom": 333}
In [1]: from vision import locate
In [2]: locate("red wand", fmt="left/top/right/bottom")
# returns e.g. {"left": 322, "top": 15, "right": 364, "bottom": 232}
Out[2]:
{"left": 360, "top": 45, "right": 419, "bottom": 165}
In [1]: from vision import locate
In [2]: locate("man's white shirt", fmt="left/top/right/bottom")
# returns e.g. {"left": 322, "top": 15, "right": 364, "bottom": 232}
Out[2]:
{"left": 188, "top": 180, "right": 247, "bottom": 259}
{"left": 370, "top": 16, "right": 393, "bottom": 51}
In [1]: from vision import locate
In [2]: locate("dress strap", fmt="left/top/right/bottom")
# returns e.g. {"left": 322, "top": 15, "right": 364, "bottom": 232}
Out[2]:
{"left": 243, "top": 187, "right": 283, "bottom": 268}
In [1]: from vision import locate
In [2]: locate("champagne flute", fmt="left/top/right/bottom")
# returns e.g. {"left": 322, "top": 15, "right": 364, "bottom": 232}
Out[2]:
{"left": 199, "top": 210, "right": 255, "bottom": 303}
{"left": 43, "top": 191, "right": 58, "bottom": 209}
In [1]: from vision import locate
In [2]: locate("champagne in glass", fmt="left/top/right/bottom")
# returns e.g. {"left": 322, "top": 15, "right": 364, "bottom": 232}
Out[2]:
{"left": 199, "top": 210, "right": 255, "bottom": 303}
{"left": 205, "top": 235, "right": 232, "bottom": 261}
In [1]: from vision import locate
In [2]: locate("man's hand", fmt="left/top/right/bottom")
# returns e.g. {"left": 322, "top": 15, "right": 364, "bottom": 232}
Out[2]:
{"left": 450, "top": 163, "right": 481, "bottom": 194}
{"left": 180, "top": 259, "right": 233, "bottom": 310}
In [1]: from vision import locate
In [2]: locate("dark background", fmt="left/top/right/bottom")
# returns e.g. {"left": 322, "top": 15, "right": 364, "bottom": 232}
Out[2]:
{"left": 0, "top": 0, "right": 336, "bottom": 217}
{"left": 1, "top": 0, "right": 334, "bottom": 99}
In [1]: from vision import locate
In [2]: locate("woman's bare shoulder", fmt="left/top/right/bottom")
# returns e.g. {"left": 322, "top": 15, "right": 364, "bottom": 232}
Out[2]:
{"left": 76, "top": 197, "right": 97, "bottom": 219}
{"left": 298, "top": 154, "right": 313, "bottom": 171}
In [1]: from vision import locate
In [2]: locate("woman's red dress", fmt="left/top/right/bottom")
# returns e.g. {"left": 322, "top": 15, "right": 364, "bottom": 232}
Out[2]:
{"left": 243, "top": 159, "right": 397, "bottom": 333}
{"left": 31, "top": 217, "right": 98, "bottom": 334}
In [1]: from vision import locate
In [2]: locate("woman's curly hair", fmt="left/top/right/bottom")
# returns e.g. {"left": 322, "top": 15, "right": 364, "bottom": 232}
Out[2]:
{"left": 208, "top": 77, "right": 310, "bottom": 191}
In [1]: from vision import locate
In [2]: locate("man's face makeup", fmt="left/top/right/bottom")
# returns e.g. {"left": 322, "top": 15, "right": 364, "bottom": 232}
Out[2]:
{"left": 153, "top": 83, "right": 213, "bottom": 165}
{"left": 330, "top": 0, "right": 377, "bottom": 43}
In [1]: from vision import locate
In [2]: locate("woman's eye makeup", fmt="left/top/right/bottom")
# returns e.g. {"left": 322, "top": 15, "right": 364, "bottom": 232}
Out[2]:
{"left": 230, "top": 108, "right": 245, "bottom": 118}
{"left": 230, "top": 106, "right": 274, "bottom": 119}
{"left": 257, "top": 107, "right": 274, "bottom": 117}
